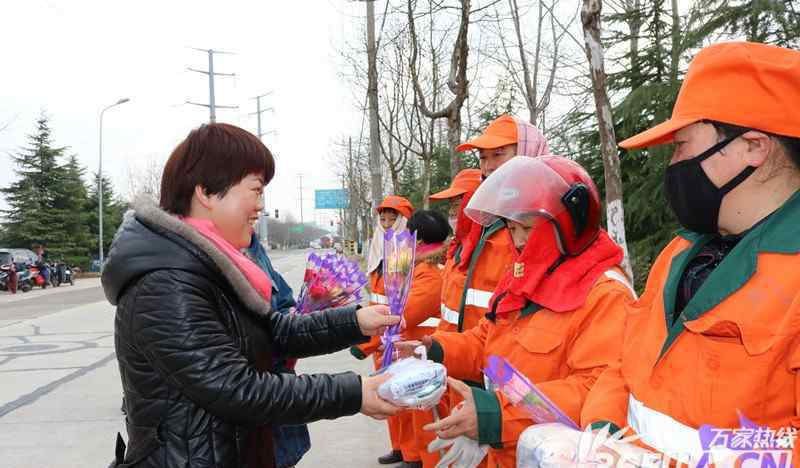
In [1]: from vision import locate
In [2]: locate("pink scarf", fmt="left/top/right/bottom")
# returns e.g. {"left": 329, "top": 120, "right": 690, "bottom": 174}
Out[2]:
{"left": 182, "top": 217, "right": 272, "bottom": 303}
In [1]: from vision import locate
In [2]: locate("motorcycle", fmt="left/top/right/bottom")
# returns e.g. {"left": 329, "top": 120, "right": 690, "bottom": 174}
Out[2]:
{"left": 50, "top": 261, "right": 74, "bottom": 287}
{"left": 15, "top": 264, "right": 33, "bottom": 292}
{"left": 28, "top": 264, "right": 48, "bottom": 289}
{"left": 0, "top": 264, "right": 11, "bottom": 291}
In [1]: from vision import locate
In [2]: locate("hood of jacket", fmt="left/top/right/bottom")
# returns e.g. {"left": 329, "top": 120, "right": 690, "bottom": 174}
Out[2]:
{"left": 101, "top": 196, "right": 271, "bottom": 317}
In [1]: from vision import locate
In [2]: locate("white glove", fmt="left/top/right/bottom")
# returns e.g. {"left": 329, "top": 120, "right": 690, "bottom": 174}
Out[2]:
{"left": 517, "top": 423, "right": 656, "bottom": 468}
{"left": 428, "top": 436, "right": 489, "bottom": 468}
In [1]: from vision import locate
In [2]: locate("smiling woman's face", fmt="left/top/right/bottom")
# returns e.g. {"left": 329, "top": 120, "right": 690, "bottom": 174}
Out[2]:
{"left": 379, "top": 209, "right": 399, "bottom": 230}
{"left": 204, "top": 173, "right": 265, "bottom": 249}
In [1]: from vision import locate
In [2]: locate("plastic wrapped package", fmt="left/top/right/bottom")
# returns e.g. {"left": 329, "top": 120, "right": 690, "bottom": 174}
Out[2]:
{"left": 517, "top": 423, "right": 656, "bottom": 468}
{"left": 377, "top": 353, "right": 447, "bottom": 410}
{"left": 516, "top": 423, "right": 584, "bottom": 468}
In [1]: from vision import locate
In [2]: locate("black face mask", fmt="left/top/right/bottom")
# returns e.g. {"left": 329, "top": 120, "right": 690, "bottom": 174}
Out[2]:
{"left": 664, "top": 133, "right": 756, "bottom": 234}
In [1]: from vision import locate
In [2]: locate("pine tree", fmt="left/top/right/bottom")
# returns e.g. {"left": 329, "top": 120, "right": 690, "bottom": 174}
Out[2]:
{"left": 50, "top": 155, "right": 94, "bottom": 267}
{"left": 0, "top": 114, "right": 65, "bottom": 250}
{"left": 556, "top": 0, "right": 800, "bottom": 285}
{"left": 85, "top": 174, "right": 126, "bottom": 260}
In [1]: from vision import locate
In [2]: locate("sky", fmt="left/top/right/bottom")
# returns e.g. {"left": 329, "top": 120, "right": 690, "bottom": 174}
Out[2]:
{"left": 0, "top": 0, "right": 367, "bottom": 228}
{"left": 0, "top": 0, "right": 702, "bottom": 230}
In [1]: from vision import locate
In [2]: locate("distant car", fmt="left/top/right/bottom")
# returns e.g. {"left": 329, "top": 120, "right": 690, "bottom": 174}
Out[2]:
{"left": 309, "top": 241, "right": 322, "bottom": 249}
{"left": 3, "top": 248, "right": 37, "bottom": 266}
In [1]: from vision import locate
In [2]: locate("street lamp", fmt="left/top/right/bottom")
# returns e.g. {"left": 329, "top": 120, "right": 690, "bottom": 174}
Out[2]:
{"left": 98, "top": 97, "right": 130, "bottom": 268}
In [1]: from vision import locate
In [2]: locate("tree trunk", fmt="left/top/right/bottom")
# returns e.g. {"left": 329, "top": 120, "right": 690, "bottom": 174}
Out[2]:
{"left": 422, "top": 156, "right": 433, "bottom": 209}
{"left": 390, "top": 167, "right": 401, "bottom": 195}
{"left": 669, "top": 0, "right": 681, "bottom": 87}
{"left": 366, "top": 0, "right": 384, "bottom": 211}
{"left": 581, "top": 0, "right": 634, "bottom": 282}
{"left": 448, "top": 110, "right": 463, "bottom": 178}
{"left": 626, "top": 0, "right": 642, "bottom": 88}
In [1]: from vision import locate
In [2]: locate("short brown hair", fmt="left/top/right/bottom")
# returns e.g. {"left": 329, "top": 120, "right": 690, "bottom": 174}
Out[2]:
{"left": 160, "top": 123, "right": 275, "bottom": 215}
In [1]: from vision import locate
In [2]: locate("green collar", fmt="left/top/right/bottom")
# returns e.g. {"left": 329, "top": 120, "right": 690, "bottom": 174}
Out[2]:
{"left": 520, "top": 301, "right": 542, "bottom": 318}
{"left": 457, "top": 219, "right": 506, "bottom": 332}
{"left": 659, "top": 189, "right": 800, "bottom": 359}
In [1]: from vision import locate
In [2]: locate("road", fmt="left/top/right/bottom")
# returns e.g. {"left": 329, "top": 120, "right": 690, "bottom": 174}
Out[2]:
{"left": 0, "top": 249, "right": 392, "bottom": 468}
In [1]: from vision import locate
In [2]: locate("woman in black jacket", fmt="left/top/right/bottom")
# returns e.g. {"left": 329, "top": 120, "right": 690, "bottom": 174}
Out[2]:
{"left": 102, "top": 123, "right": 400, "bottom": 468}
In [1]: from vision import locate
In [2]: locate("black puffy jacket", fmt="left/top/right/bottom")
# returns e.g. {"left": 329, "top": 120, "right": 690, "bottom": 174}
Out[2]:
{"left": 102, "top": 199, "right": 367, "bottom": 467}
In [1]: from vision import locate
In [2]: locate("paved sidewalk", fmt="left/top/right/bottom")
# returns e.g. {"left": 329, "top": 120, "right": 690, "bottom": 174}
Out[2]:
{"left": 0, "top": 249, "right": 396, "bottom": 467}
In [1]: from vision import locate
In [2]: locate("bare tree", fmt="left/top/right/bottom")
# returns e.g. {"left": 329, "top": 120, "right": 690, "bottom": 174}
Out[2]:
{"left": 365, "top": 0, "right": 384, "bottom": 212}
{"left": 330, "top": 134, "right": 375, "bottom": 251}
{"left": 581, "top": 0, "right": 633, "bottom": 281}
{"left": 377, "top": 36, "right": 412, "bottom": 194}
{"left": 407, "top": 0, "right": 471, "bottom": 178}
{"left": 126, "top": 158, "right": 164, "bottom": 204}
{"left": 500, "top": 0, "right": 572, "bottom": 126}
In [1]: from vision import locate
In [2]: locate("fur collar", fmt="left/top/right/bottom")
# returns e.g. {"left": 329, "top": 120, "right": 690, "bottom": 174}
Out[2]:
{"left": 132, "top": 196, "right": 271, "bottom": 317}
{"left": 415, "top": 242, "right": 448, "bottom": 266}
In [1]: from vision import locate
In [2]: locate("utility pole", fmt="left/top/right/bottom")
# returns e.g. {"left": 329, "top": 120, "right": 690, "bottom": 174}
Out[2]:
{"left": 359, "top": 0, "right": 383, "bottom": 212}
{"left": 186, "top": 48, "right": 238, "bottom": 123}
{"left": 250, "top": 92, "right": 274, "bottom": 247}
{"left": 298, "top": 173, "right": 305, "bottom": 224}
{"left": 250, "top": 92, "right": 274, "bottom": 139}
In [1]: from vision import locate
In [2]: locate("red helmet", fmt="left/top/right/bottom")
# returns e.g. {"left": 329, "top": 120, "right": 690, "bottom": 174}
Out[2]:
{"left": 464, "top": 155, "right": 601, "bottom": 255}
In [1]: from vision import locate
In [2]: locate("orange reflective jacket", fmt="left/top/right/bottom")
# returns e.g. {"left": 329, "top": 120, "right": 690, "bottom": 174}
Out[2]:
{"left": 581, "top": 192, "right": 800, "bottom": 465}
{"left": 438, "top": 221, "right": 516, "bottom": 333}
{"left": 433, "top": 269, "right": 634, "bottom": 467}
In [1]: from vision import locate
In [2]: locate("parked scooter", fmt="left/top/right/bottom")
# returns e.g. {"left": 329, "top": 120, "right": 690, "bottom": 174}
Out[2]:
{"left": 15, "top": 263, "right": 33, "bottom": 292}
{"left": 28, "top": 264, "right": 48, "bottom": 289}
{"left": 50, "top": 261, "right": 74, "bottom": 287}
{"left": 0, "top": 264, "right": 12, "bottom": 291}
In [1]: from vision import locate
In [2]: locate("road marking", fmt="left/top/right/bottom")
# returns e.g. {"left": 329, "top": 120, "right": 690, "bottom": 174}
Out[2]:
{"left": 0, "top": 351, "right": 116, "bottom": 419}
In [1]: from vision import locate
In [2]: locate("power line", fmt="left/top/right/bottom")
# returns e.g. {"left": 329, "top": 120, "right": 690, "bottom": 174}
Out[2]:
{"left": 186, "top": 48, "right": 238, "bottom": 123}
{"left": 249, "top": 92, "right": 274, "bottom": 140}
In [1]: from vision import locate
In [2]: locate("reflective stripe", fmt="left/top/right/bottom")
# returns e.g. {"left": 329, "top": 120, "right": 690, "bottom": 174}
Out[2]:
{"left": 418, "top": 317, "right": 441, "bottom": 328}
{"left": 465, "top": 288, "right": 493, "bottom": 309}
{"left": 628, "top": 394, "right": 702, "bottom": 462}
{"left": 440, "top": 304, "right": 459, "bottom": 325}
{"left": 604, "top": 269, "right": 638, "bottom": 299}
{"left": 370, "top": 293, "right": 388, "bottom": 305}
{"left": 628, "top": 395, "right": 739, "bottom": 465}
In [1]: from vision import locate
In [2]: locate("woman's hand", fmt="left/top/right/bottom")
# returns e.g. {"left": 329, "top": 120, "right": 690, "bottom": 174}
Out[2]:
{"left": 356, "top": 305, "right": 401, "bottom": 336}
{"left": 360, "top": 373, "right": 401, "bottom": 420}
{"left": 424, "top": 378, "right": 479, "bottom": 440}
{"left": 393, "top": 335, "right": 433, "bottom": 358}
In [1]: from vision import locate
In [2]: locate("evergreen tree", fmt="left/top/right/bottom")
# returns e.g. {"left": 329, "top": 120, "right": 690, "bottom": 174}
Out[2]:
{"left": 398, "top": 157, "right": 421, "bottom": 207}
{"left": 86, "top": 174, "right": 126, "bottom": 261}
{"left": 50, "top": 155, "right": 94, "bottom": 267}
{"left": 0, "top": 114, "right": 65, "bottom": 250}
{"left": 554, "top": 0, "right": 800, "bottom": 286}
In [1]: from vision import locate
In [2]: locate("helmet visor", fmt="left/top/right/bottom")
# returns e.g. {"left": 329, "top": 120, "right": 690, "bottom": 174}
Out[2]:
{"left": 464, "top": 157, "right": 570, "bottom": 227}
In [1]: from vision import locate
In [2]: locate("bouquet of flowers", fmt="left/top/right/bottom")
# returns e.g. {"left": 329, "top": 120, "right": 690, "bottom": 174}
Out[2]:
{"left": 380, "top": 228, "right": 417, "bottom": 369}
{"left": 484, "top": 355, "right": 578, "bottom": 429}
{"left": 295, "top": 252, "right": 368, "bottom": 314}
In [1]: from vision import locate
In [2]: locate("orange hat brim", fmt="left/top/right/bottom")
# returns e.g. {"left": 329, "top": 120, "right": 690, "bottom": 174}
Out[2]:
{"left": 620, "top": 116, "right": 702, "bottom": 149}
{"left": 430, "top": 186, "right": 467, "bottom": 200}
{"left": 455, "top": 133, "right": 517, "bottom": 153}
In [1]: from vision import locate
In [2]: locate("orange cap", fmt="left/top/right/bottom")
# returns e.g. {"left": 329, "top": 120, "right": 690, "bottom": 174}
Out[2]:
{"left": 456, "top": 115, "right": 518, "bottom": 152}
{"left": 430, "top": 169, "right": 482, "bottom": 200}
{"left": 376, "top": 195, "right": 414, "bottom": 219}
{"left": 621, "top": 42, "right": 800, "bottom": 149}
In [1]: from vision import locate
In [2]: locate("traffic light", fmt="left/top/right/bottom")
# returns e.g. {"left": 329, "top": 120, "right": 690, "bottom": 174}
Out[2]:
{"left": 274, "top": 209, "right": 279, "bottom": 219}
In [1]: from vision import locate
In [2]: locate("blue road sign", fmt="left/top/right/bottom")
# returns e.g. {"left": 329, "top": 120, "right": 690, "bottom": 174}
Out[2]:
{"left": 315, "top": 189, "right": 349, "bottom": 209}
